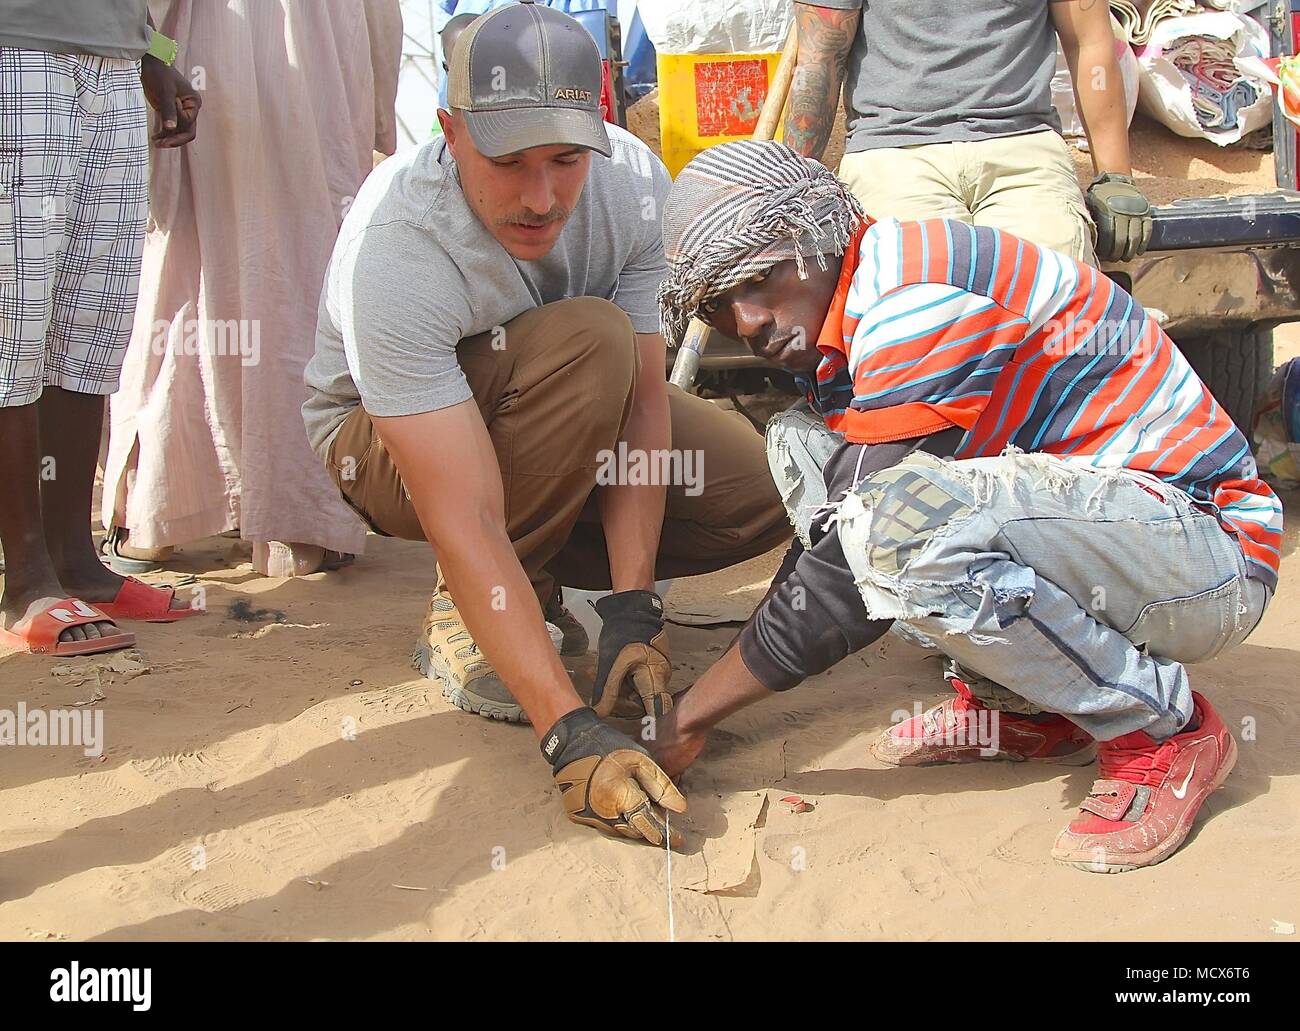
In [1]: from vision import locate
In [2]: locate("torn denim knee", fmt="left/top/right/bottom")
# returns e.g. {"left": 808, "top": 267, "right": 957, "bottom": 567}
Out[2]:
{"left": 834, "top": 452, "right": 1040, "bottom": 641}
{"left": 765, "top": 406, "right": 842, "bottom": 547}
{"left": 835, "top": 454, "right": 982, "bottom": 622}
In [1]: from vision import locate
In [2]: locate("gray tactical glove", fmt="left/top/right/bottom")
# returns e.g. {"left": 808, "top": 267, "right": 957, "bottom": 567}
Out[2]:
{"left": 1085, "top": 172, "right": 1153, "bottom": 263}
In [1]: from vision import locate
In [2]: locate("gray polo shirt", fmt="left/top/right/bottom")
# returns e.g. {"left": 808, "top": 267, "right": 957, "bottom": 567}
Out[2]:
{"left": 0, "top": 0, "right": 152, "bottom": 59}
{"left": 810, "top": 0, "right": 1062, "bottom": 152}
{"left": 303, "top": 123, "right": 672, "bottom": 458}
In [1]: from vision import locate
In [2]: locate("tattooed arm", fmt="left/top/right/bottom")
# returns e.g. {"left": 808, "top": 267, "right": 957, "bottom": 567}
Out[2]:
{"left": 782, "top": 2, "right": 861, "bottom": 160}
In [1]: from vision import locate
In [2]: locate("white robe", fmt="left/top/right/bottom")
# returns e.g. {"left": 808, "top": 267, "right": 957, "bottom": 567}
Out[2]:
{"left": 103, "top": 0, "right": 402, "bottom": 553}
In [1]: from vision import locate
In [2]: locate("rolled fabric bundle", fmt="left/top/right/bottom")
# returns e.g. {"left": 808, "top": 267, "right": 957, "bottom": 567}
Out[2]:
{"left": 1109, "top": 0, "right": 1198, "bottom": 45}
{"left": 1167, "top": 34, "right": 1259, "bottom": 129}
{"left": 1134, "top": 9, "right": 1272, "bottom": 144}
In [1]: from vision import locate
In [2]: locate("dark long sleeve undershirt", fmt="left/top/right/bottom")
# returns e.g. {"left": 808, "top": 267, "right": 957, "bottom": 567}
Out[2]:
{"left": 739, "top": 427, "right": 963, "bottom": 691}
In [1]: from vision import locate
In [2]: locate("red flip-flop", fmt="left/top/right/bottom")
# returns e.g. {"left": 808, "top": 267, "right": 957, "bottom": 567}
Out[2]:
{"left": 0, "top": 598, "right": 136, "bottom": 657}
{"left": 96, "top": 577, "right": 203, "bottom": 623}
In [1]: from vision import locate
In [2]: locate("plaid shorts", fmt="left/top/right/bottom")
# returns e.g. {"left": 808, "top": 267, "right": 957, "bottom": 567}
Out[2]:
{"left": 0, "top": 47, "right": 148, "bottom": 407}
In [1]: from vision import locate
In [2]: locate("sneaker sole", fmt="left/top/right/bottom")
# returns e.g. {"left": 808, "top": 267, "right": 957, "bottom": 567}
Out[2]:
{"left": 870, "top": 738, "right": 1098, "bottom": 767}
{"left": 1053, "top": 732, "right": 1238, "bottom": 874}
{"left": 411, "top": 638, "right": 528, "bottom": 724}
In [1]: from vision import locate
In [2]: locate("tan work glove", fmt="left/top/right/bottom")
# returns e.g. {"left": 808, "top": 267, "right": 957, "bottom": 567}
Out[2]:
{"left": 542, "top": 707, "right": 686, "bottom": 846}
{"left": 590, "top": 590, "right": 673, "bottom": 719}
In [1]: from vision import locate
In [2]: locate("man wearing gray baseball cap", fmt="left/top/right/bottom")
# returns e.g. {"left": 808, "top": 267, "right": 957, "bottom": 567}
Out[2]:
{"left": 304, "top": 2, "right": 789, "bottom": 845}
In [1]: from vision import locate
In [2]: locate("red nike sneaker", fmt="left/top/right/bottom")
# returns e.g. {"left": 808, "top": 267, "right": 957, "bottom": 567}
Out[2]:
{"left": 1052, "top": 692, "right": 1237, "bottom": 873}
{"left": 870, "top": 675, "right": 1096, "bottom": 767}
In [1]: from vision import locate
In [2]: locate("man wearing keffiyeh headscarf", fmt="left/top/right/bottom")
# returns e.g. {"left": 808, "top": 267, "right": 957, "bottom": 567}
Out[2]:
{"left": 657, "top": 139, "right": 868, "bottom": 352}
{"left": 650, "top": 140, "right": 1273, "bottom": 874}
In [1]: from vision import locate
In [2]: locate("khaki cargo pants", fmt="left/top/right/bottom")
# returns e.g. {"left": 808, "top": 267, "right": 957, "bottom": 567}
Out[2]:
{"left": 838, "top": 128, "right": 1098, "bottom": 266}
{"left": 325, "top": 297, "right": 791, "bottom": 607}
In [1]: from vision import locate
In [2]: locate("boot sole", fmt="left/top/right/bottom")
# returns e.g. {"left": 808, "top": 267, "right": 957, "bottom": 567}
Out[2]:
{"left": 1053, "top": 732, "right": 1238, "bottom": 874}
{"left": 411, "top": 639, "right": 528, "bottom": 724}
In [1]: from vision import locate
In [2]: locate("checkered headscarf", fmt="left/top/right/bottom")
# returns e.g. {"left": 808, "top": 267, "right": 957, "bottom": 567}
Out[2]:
{"left": 657, "top": 140, "right": 867, "bottom": 344}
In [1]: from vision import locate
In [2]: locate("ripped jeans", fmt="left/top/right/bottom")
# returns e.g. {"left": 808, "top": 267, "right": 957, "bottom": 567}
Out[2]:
{"left": 766, "top": 405, "right": 1271, "bottom": 742}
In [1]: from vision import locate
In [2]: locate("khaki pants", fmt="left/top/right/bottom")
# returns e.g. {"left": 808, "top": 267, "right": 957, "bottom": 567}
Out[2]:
{"left": 325, "top": 297, "right": 791, "bottom": 607}
{"left": 838, "top": 129, "right": 1097, "bottom": 265}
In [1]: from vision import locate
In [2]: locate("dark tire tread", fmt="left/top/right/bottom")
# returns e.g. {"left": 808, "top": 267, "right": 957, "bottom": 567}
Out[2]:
{"left": 1174, "top": 325, "right": 1274, "bottom": 444}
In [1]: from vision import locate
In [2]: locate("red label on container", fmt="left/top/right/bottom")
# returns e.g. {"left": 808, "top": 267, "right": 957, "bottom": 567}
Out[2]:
{"left": 694, "top": 58, "right": 767, "bottom": 137}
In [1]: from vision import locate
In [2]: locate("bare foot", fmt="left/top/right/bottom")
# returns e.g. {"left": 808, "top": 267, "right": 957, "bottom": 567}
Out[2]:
{"left": 0, "top": 588, "right": 127, "bottom": 646}
{"left": 111, "top": 529, "right": 174, "bottom": 563}
{"left": 252, "top": 542, "right": 353, "bottom": 577}
{"left": 57, "top": 553, "right": 189, "bottom": 614}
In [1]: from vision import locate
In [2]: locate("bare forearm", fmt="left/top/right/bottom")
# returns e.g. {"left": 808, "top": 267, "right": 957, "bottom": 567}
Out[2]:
{"left": 1070, "top": 42, "right": 1132, "bottom": 174}
{"left": 782, "top": 4, "right": 858, "bottom": 159}
{"left": 599, "top": 381, "right": 670, "bottom": 592}
{"left": 375, "top": 406, "right": 583, "bottom": 736}
{"left": 1053, "top": 0, "right": 1133, "bottom": 178}
{"left": 647, "top": 639, "right": 773, "bottom": 777}
{"left": 674, "top": 643, "right": 773, "bottom": 736}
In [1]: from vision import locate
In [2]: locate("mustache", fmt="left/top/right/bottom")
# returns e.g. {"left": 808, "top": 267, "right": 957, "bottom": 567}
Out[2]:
{"left": 497, "top": 205, "right": 570, "bottom": 228}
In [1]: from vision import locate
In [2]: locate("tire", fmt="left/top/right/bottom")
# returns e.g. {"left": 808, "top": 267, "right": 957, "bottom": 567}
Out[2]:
{"left": 1173, "top": 325, "right": 1274, "bottom": 444}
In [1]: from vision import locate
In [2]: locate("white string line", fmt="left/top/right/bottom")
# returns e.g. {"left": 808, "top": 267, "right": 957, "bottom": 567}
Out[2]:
{"left": 665, "top": 811, "right": 675, "bottom": 943}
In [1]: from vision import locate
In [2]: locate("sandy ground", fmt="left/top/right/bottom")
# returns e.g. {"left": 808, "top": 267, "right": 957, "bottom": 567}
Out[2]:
{"left": 4, "top": 338, "right": 1300, "bottom": 940}
{"left": 1, "top": 486, "right": 1297, "bottom": 941}
{"left": 3, "top": 109, "right": 1299, "bottom": 943}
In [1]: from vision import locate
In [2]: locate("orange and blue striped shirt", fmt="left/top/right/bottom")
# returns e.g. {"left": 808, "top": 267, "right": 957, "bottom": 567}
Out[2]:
{"left": 802, "top": 218, "right": 1283, "bottom": 588}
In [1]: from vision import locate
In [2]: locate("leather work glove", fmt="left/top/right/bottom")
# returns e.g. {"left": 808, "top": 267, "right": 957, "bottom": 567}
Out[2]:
{"left": 542, "top": 707, "right": 687, "bottom": 846}
{"left": 590, "top": 590, "right": 673, "bottom": 720}
{"left": 1085, "top": 172, "right": 1153, "bottom": 263}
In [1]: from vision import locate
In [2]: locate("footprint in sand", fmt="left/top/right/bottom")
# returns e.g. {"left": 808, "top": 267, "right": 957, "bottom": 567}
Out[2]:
{"left": 177, "top": 877, "right": 265, "bottom": 913}
{"left": 131, "top": 747, "right": 236, "bottom": 787}
{"left": 990, "top": 821, "right": 1052, "bottom": 867}
{"left": 356, "top": 683, "right": 434, "bottom": 719}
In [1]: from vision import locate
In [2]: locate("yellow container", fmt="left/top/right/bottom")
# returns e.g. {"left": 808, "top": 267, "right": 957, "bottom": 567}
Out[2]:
{"left": 656, "top": 51, "right": 785, "bottom": 177}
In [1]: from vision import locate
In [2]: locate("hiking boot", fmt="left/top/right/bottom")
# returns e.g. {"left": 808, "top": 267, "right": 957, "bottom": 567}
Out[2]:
{"left": 412, "top": 590, "right": 526, "bottom": 723}
{"left": 1052, "top": 692, "right": 1237, "bottom": 873}
{"left": 870, "top": 674, "right": 1096, "bottom": 767}
{"left": 544, "top": 587, "right": 589, "bottom": 656}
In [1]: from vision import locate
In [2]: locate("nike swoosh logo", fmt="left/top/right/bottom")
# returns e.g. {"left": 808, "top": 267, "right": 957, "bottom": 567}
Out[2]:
{"left": 1172, "top": 758, "right": 1197, "bottom": 800}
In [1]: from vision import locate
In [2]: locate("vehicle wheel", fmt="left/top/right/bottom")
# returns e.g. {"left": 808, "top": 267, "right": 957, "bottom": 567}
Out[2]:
{"left": 1173, "top": 324, "right": 1274, "bottom": 444}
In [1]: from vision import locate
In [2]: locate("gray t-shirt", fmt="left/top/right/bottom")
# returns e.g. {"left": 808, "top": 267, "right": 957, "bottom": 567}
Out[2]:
{"left": 303, "top": 123, "right": 672, "bottom": 458}
{"left": 812, "top": 0, "right": 1062, "bottom": 152}
{"left": 0, "top": 0, "right": 152, "bottom": 59}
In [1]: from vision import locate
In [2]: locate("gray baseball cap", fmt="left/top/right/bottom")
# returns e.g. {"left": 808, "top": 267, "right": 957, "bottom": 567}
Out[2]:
{"left": 446, "top": 1, "right": 611, "bottom": 159}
